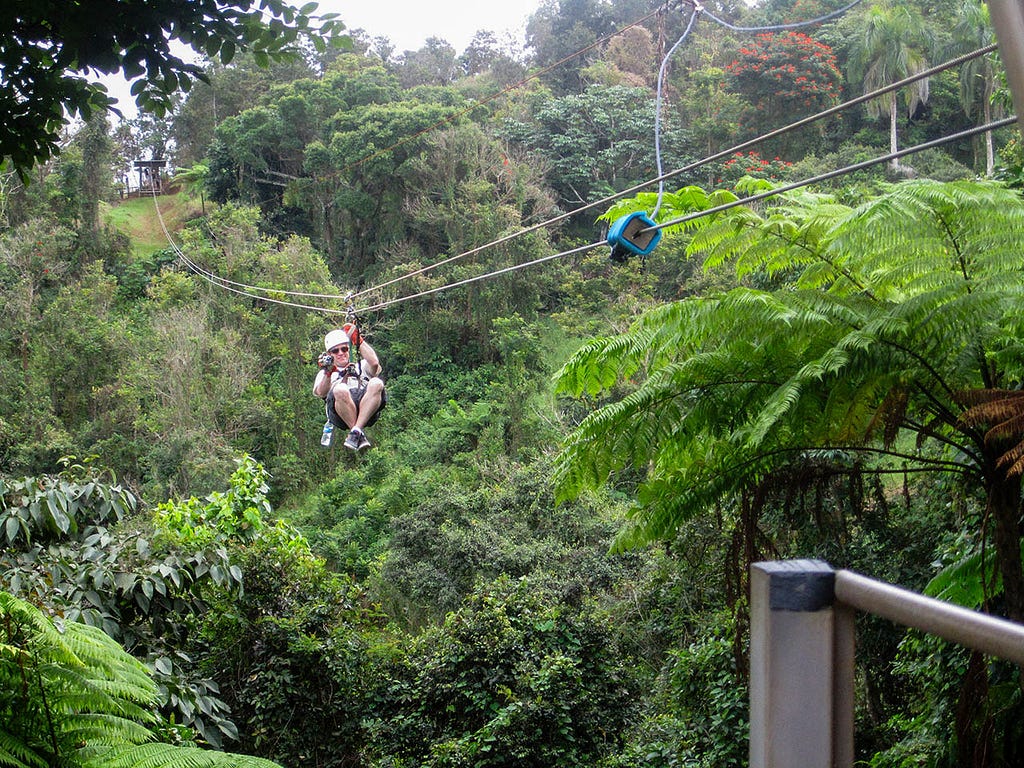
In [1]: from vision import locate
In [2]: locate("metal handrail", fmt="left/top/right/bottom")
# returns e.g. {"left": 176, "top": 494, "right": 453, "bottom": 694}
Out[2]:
{"left": 835, "top": 569, "right": 1024, "bottom": 666}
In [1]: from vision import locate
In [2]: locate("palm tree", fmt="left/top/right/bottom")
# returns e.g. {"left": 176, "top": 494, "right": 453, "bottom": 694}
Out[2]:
{"left": 847, "top": 3, "right": 933, "bottom": 172}
{"left": 172, "top": 162, "right": 211, "bottom": 214}
{"left": 555, "top": 180, "right": 1024, "bottom": 623}
{"left": 948, "top": 0, "right": 1002, "bottom": 176}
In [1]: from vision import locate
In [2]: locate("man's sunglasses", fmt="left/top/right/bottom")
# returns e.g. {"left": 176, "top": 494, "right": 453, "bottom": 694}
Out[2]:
{"left": 329, "top": 346, "right": 350, "bottom": 355}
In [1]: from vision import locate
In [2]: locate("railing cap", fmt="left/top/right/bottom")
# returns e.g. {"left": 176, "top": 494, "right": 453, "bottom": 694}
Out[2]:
{"left": 753, "top": 559, "right": 836, "bottom": 612}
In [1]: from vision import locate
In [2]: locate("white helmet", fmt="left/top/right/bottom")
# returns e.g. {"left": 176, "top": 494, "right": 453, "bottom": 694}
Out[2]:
{"left": 324, "top": 329, "right": 351, "bottom": 350}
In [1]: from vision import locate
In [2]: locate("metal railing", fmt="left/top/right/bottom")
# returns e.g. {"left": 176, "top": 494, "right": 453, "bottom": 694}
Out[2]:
{"left": 749, "top": 559, "right": 1024, "bottom": 768}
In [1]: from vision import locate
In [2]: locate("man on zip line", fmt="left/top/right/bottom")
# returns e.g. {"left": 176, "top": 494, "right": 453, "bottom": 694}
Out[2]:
{"left": 313, "top": 324, "right": 386, "bottom": 451}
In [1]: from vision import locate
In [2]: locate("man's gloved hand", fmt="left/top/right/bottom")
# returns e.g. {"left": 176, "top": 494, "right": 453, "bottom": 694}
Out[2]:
{"left": 318, "top": 351, "right": 334, "bottom": 371}
{"left": 342, "top": 322, "right": 361, "bottom": 347}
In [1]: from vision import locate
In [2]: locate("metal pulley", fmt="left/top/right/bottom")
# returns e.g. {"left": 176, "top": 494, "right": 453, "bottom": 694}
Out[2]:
{"left": 607, "top": 211, "right": 662, "bottom": 264}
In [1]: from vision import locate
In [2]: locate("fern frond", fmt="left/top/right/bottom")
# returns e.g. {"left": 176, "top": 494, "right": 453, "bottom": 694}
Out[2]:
{"left": 924, "top": 546, "right": 1001, "bottom": 609}
{"left": 553, "top": 330, "right": 652, "bottom": 399}
{"left": 958, "top": 390, "right": 1024, "bottom": 423}
{"left": 0, "top": 730, "right": 42, "bottom": 768}
{"left": 91, "top": 742, "right": 283, "bottom": 768}
{"left": 832, "top": 180, "right": 1024, "bottom": 299}
{"left": 58, "top": 712, "right": 156, "bottom": 746}
{"left": 612, "top": 436, "right": 781, "bottom": 551}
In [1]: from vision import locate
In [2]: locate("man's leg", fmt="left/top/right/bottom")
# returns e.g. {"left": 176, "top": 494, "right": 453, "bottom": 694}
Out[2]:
{"left": 352, "top": 379, "right": 385, "bottom": 430}
{"left": 331, "top": 385, "right": 357, "bottom": 427}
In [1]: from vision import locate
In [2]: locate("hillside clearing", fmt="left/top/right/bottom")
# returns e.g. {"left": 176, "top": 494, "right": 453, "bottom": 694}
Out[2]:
{"left": 102, "top": 192, "right": 204, "bottom": 257}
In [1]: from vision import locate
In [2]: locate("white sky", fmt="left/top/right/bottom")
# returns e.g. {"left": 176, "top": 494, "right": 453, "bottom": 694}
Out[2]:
{"left": 326, "top": 0, "right": 542, "bottom": 53}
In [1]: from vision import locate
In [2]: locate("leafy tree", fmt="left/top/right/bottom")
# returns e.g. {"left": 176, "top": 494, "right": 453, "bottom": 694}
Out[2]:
{"left": 396, "top": 37, "right": 459, "bottom": 88}
{"left": 171, "top": 54, "right": 319, "bottom": 169}
{"left": 306, "top": 96, "right": 465, "bottom": 273}
{"left": 0, "top": 458, "right": 253, "bottom": 747}
{"left": 525, "top": 0, "right": 618, "bottom": 94}
{"left": 726, "top": 31, "right": 842, "bottom": 157}
{"left": 174, "top": 163, "right": 212, "bottom": 214}
{"left": 582, "top": 26, "right": 656, "bottom": 88}
{"left": 37, "top": 264, "right": 130, "bottom": 434}
{"left": 679, "top": 59, "right": 746, "bottom": 184}
{"left": 555, "top": 180, "right": 1024, "bottom": 628}
{"left": 605, "top": 611, "right": 747, "bottom": 768}
{"left": 846, "top": 2, "right": 933, "bottom": 172}
{"left": 0, "top": 0, "right": 347, "bottom": 176}
{"left": 197, "top": 527, "right": 380, "bottom": 767}
{"left": 374, "top": 454, "right": 631, "bottom": 628}
{"left": 0, "top": 219, "right": 76, "bottom": 471}
{"left": 149, "top": 456, "right": 387, "bottom": 767}
{"left": 380, "top": 122, "right": 559, "bottom": 362}
{"left": 716, "top": 151, "right": 795, "bottom": 185}
{"left": 206, "top": 105, "right": 306, "bottom": 211}
{"left": 502, "top": 84, "right": 689, "bottom": 212}
{"left": 364, "top": 575, "right": 638, "bottom": 768}
{"left": 75, "top": 114, "right": 115, "bottom": 258}
{"left": 458, "top": 31, "right": 503, "bottom": 78}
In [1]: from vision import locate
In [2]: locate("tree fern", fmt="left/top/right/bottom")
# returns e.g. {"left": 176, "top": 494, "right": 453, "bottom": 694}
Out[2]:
{"left": 0, "top": 592, "right": 283, "bottom": 768}
{"left": 556, "top": 180, "right": 1024, "bottom": 614}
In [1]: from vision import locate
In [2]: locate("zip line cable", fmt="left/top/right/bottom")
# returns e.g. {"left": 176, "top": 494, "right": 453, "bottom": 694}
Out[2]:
{"left": 321, "top": 0, "right": 872, "bottom": 299}
{"left": 699, "top": 0, "right": 863, "bottom": 32}
{"left": 148, "top": 191, "right": 351, "bottom": 315}
{"left": 151, "top": 2, "right": 673, "bottom": 305}
{"left": 158, "top": 113, "right": 1014, "bottom": 318}
{"left": 154, "top": 0, "right": 990, "bottom": 305}
{"left": 647, "top": 115, "right": 1019, "bottom": 233}
{"left": 358, "top": 242, "right": 600, "bottom": 312}
{"left": 651, "top": 6, "right": 700, "bottom": 220}
{"left": 155, "top": 41, "right": 999, "bottom": 311}
{"left": 359, "top": 115, "right": 1017, "bottom": 315}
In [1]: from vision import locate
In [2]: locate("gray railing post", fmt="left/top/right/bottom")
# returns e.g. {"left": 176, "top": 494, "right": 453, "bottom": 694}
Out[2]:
{"left": 750, "top": 559, "right": 853, "bottom": 768}
{"left": 990, "top": 0, "right": 1024, "bottom": 134}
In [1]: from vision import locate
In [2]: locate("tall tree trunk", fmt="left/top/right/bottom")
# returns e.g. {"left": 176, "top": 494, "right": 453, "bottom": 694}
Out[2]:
{"left": 888, "top": 92, "right": 900, "bottom": 172}
{"left": 988, "top": 473, "right": 1023, "bottom": 622}
{"left": 983, "top": 85, "right": 994, "bottom": 177}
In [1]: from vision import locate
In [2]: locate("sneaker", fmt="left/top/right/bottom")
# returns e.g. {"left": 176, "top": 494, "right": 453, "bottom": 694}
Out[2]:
{"left": 356, "top": 431, "right": 372, "bottom": 451}
{"left": 343, "top": 429, "right": 361, "bottom": 451}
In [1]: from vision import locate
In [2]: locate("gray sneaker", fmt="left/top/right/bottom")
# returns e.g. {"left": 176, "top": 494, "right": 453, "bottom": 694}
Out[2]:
{"left": 356, "top": 431, "right": 372, "bottom": 451}
{"left": 343, "top": 429, "right": 361, "bottom": 451}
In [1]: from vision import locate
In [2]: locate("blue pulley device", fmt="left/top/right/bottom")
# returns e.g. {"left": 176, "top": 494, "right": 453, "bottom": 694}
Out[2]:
{"left": 607, "top": 211, "right": 661, "bottom": 264}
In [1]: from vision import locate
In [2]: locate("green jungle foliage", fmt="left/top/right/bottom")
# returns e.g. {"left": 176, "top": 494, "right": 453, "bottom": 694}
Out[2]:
{"left": 2, "top": 0, "right": 1024, "bottom": 766}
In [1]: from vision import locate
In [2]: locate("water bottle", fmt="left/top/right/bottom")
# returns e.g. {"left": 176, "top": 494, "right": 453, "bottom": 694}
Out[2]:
{"left": 320, "top": 420, "right": 334, "bottom": 447}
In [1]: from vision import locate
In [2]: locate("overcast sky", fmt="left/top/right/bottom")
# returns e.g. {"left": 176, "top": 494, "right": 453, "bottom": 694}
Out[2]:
{"left": 326, "top": 0, "right": 542, "bottom": 53}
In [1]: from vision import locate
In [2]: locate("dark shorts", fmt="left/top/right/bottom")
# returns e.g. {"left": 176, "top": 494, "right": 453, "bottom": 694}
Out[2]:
{"left": 325, "top": 385, "right": 386, "bottom": 430}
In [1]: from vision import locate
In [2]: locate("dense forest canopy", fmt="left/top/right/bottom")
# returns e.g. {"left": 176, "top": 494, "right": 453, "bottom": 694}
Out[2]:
{"left": 3, "top": 0, "right": 1024, "bottom": 766}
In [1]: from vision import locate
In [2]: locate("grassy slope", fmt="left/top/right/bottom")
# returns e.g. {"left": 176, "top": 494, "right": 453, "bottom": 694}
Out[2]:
{"left": 101, "top": 192, "right": 203, "bottom": 257}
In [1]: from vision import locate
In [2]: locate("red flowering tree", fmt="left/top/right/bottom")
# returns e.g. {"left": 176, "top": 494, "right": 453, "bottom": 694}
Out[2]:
{"left": 726, "top": 31, "right": 842, "bottom": 149}
{"left": 716, "top": 150, "right": 794, "bottom": 186}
